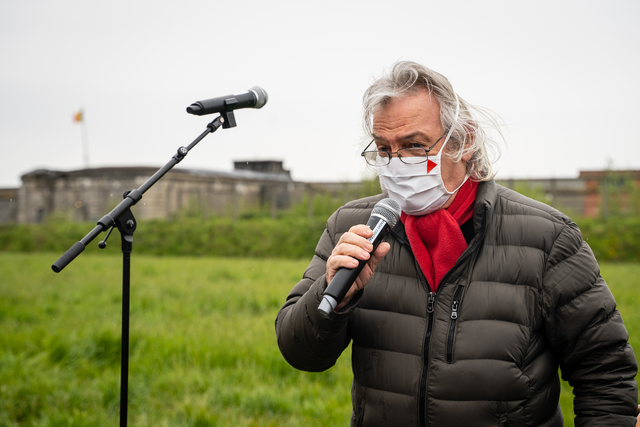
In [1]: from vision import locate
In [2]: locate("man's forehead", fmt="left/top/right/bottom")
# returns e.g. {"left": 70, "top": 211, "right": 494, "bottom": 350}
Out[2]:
{"left": 373, "top": 91, "right": 439, "bottom": 119}
{"left": 371, "top": 130, "right": 432, "bottom": 142}
{"left": 372, "top": 91, "right": 442, "bottom": 139}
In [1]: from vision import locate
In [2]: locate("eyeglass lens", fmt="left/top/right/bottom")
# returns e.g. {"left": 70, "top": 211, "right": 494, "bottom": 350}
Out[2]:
{"left": 363, "top": 147, "right": 428, "bottom": 165}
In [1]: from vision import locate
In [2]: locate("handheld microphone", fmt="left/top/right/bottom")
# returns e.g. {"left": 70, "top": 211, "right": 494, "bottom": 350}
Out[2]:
{"left": 318, "top": 198, "right": 401, "bottom": 315}
{"left": 186, "top": 86, "right": 268, "bottom": 116}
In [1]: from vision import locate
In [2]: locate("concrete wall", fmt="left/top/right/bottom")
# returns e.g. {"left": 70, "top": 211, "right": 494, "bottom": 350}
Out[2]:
{"left": 16, "top": 166, "right": 306, "bottom": 223}
{"left": 0, "top": 188, "right": 18, "bottom": 224}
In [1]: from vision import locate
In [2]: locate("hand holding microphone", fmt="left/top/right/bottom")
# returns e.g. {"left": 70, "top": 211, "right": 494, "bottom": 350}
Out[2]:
{"left": 319, "top": 198, "right": 400, "bottom": 315}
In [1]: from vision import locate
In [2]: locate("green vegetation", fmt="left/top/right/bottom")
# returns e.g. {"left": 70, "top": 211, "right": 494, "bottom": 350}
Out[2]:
{"left": 0, "top": 253, "right": 349, "bottom": 426}
{"left": 0, "top": 217, "right": 327, "bottom": 260}
{"left": 0, "top": 254, "right": 638, "bottom": 426}
{"left": 2, "top": 213, "right": 640, "bottom": 262}
{"left": 578, "top": 217, "right": 640, "bottom": 262}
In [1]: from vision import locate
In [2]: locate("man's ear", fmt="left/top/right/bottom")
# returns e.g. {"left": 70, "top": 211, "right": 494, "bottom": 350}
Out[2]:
{"left": 461, "top": 122, "right": 475, "bottom": 163}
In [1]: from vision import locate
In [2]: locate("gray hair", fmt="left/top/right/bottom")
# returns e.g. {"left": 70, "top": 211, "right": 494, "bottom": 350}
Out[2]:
{"left": 363, "top": 61, "right": 502, "bottom": 181}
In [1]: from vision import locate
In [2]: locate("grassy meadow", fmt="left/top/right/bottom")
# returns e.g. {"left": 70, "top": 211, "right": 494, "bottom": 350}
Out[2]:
{"left": 0, "top": 253, "right": 638, "bottom": 426}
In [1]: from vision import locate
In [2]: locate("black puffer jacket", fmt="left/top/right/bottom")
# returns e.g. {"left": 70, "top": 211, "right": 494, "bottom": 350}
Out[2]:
{"left": 275, "top": 180, "right": 638, "bottom": 427}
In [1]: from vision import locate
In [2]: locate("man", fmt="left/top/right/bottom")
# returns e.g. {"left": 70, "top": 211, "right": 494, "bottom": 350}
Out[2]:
{"left": 275, "top": 61, "right": 638, "bottom": 426}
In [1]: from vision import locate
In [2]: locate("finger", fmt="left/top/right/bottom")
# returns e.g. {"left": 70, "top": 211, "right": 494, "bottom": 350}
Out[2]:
{"left": 331, "top": 241, "right": 372, "bottom": 262}
{"left": 326, "top": 253, "right": 362, "bottom": 284}
{"left": 347, "top": 224, "right": 374, "bottom": 237}
{"left": 330, "top": 240, "right": 390, "bottom": 283}
{"left": 368, "top": 242, "right": 391, "bottom": 272}
{"left": 327, "top": 254, "right": 360, "bottom": 271}
{"left": 335, "top": 230, "right": 374, "bottom": 253}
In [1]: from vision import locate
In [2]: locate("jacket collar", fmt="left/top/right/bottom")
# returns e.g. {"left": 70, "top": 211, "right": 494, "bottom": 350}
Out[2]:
{"left": 473, "top": 179, "right": 496, "bottom": 235}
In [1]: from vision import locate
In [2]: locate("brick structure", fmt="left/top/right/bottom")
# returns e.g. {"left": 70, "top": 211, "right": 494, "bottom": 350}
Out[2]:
{"left": 579, "top": 170, "right": 640, "bottom": 218}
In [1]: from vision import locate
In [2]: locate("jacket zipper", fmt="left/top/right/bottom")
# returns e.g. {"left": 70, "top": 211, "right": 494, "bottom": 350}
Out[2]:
{"left": 418, "top": 290, "right": 436, "bottom": 427}
{"left": 440, "top": 203, "right": 489, "bottom": 364}
{"left": 446, "top": 285, "right": 464, "bottom": 363}
{"left": 418, "top": 202, "right": 489, "bottom": 426}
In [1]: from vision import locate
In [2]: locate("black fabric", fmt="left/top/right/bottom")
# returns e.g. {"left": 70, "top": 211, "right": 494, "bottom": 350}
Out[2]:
{"left": 460, "top": 218, "right": 474, "bottom": 245}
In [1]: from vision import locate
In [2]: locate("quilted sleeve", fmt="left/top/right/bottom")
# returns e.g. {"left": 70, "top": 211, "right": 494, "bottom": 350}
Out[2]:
{"left": 543, "top": 220, "right": 638, "bottom": 427}
{"left": 275, "top": 209, "right": 360, "bottom": 372}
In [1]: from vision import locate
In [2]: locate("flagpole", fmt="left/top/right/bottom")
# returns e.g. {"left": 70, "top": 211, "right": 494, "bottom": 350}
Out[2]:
{"left": 74, "top": 109, "right": 90, "bottom": 168}
{"left": 81, "top": 112, "right": 89, "bottom": 168}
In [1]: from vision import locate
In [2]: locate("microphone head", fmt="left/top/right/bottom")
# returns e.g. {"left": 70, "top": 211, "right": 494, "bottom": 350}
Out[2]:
{"left": 249, "top": 86, "right": 268, "bottom": 109}
{"left": 186, "top": 104, "right": 201, "bottom": 114}
{"left": 372, "top": 198, "right": 401, "bottom": 228}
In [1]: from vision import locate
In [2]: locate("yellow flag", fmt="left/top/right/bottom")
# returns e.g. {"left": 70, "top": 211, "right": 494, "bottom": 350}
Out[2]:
{"left": 73, "top": 110, "right": 83, "bottom": 123}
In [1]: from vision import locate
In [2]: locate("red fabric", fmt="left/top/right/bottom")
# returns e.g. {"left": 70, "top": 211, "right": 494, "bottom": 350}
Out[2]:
{"left": 401, "top": 179, "right": 478, "bottom": 291}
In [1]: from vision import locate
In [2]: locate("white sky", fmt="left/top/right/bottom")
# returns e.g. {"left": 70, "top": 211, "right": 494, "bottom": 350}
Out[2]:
{"left": 1, "top": 0, "right": 639, "bottom": 188}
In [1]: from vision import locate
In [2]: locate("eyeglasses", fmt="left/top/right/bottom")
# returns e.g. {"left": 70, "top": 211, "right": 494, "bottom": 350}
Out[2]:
{"left": 360, "top": 129, "right": 449, "bottom": 167}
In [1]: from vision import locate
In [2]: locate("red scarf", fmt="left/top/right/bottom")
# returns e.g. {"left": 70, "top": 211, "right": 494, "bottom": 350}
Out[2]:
{"left": 401, "top": 179, "right": 478, "bottom": 291}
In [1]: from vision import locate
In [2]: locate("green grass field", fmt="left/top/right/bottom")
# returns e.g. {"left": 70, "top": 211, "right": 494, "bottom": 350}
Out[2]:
{"left": 0, "top": 253, "right": 638, "bottom": 426}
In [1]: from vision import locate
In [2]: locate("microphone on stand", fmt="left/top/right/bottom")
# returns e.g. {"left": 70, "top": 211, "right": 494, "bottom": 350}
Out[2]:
{"left": 318, "top": 198, "right": 401, "bottom": 315}
{"left": 186, "top": 86, "right": 268, "bottom": 116}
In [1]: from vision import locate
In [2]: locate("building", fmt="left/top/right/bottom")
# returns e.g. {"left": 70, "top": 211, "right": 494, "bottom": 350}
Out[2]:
{"left": 4, "top": 161, "right": 366, "bottom": 224}
{"left": 497, "top": 177, "right": 586, "bottom": 217}
{"left": 579, "top": 170, "right": 640, "bottom": 218}
{"left": 499, "top": 170, "right": 640, "bottom": 219}
{"left": 0, "top": 188, "right": 18, "bottom": 223}
{"left": 1, "top": 165, "right": 638, "bottom": 224}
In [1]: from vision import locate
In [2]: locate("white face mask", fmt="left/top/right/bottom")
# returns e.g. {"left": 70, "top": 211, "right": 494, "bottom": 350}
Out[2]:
{"left": 377, "top": 90, "right": 467, "bottom": 216}
{"left": 378, "top": 138, "right": 468, "bottom": 216}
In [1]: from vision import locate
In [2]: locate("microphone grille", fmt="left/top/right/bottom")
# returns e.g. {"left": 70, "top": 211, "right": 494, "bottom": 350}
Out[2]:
{"left": 249, "top": 86, "right": 268, "bottom": 109}
{"left": 372, "top": 198, "right": 401, "bottom": 228}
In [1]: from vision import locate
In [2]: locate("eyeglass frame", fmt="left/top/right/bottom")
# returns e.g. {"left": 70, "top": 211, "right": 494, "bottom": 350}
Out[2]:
{"left": 360, "top": 128, "right": 450, "bottom": 166}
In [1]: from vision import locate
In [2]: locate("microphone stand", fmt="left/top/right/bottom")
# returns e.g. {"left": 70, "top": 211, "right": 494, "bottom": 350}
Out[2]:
{"left": 52, "top": 111, "right": 236, "bottom": 427}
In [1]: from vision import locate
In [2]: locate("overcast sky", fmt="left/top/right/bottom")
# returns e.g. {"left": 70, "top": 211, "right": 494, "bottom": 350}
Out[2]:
{"left": 1, "top": 0, "right": 639, "bottom": 188}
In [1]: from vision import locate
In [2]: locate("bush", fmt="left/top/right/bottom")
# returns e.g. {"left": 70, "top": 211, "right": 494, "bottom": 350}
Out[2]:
{"left": 2, "top": 190, "right": 640, "bottom": 262}
{"left": 136, "top": 217, "right": 326, "bottom": 258}
{"left": 0, "top": 216, "right": 328, "bottom": 259}
{"left": 578, "top": 216, "right": 640, "bottom": 262}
